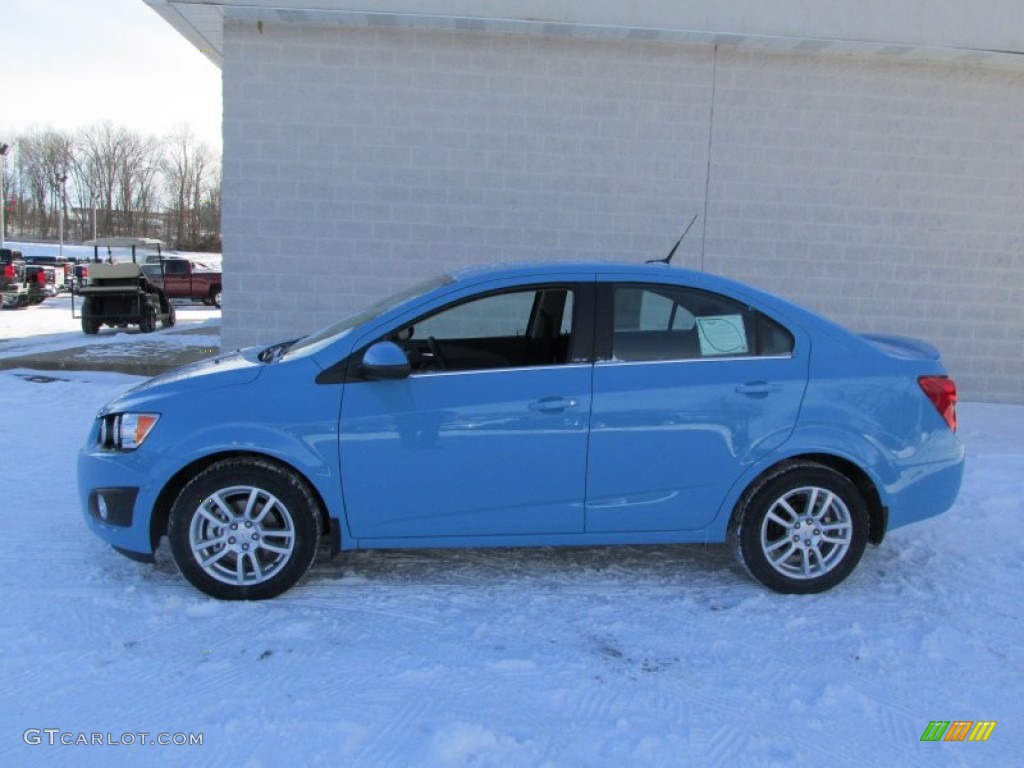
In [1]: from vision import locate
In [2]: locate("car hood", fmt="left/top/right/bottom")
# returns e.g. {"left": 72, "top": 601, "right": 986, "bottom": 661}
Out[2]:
{"left": 104, "top": 347, "right": 266, "bottom": 410}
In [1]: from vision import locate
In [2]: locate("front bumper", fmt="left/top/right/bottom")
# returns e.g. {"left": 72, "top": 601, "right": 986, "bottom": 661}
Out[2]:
{"left": 77, "top": 447, "right": 163, "bottom": 559}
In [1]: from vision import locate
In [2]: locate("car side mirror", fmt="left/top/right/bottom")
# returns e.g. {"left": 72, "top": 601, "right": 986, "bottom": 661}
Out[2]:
{"left": 361, "top": 341, "right": 411, "bottom": 380}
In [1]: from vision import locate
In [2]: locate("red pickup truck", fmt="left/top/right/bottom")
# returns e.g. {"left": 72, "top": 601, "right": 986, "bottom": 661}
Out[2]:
{"left": 142, "top": 258, "right": 222, "bottom": 307}
{"left": 1, "top": 247, "right": 31, "bottom": 308}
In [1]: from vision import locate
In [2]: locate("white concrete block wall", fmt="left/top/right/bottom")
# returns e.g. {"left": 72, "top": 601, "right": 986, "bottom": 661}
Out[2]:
{"left": 222, "top": 21, "right": 714, "bottom": 349}
{"left": 703, "top": 49, "right": 1024, "bottom": 402}
{"left": 222, "top": 20, "right": 1024, "bottom": 402}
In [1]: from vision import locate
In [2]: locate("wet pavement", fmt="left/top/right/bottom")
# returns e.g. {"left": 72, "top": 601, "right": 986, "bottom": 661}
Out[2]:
{"left": 0, "top": 323, "right": 221, "bottom": 377}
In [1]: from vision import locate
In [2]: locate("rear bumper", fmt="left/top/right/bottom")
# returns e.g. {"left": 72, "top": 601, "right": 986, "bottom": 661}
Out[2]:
{"left": 885, "top": 454, "right": 965, "bottom": 532}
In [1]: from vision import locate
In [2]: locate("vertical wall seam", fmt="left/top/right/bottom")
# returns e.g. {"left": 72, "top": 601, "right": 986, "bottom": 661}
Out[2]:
{"left": 700, "top": 44, "right": 718, "bottom": 272}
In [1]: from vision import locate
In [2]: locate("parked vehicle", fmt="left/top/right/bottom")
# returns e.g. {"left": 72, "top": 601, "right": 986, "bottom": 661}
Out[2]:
{"left": 24, "top": 255, "right": 70, "bottom": 292}
{"left": 141, "top": 257, "right": 222, "bottom": 307}
{"left": 78, "top": 261, "right": 964, "bottom": 600}
{"left": 24, "top": 265, "right": 55, "bottom": 303}
{"left": 71, "top": 261, "right": 90, "bottom": 293}
{"left": 1, "top": 247, "right": 30, "bottom": 308}
{"left": 74, "top": 237, "right": 176, "bottom": 334}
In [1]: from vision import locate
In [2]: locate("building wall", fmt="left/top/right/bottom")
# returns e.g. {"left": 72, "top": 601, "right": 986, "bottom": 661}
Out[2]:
{"left": 222, "top": 20, "right": 1024, "bottom": 402}
{"left": 223, "top": 22, "right": 714, "bottom": 343}
{"left": 703, "top": 49, "right": 1024, "bottom": 403}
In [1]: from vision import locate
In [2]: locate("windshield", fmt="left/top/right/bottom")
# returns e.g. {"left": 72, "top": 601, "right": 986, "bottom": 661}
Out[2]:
{"left": 284, "top": 274, "right": 453, "bottom": 360}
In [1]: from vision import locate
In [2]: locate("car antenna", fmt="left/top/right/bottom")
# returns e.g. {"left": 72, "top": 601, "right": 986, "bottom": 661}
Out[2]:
{"left": 646, "top": 214, "right": 698, "bottom": 264}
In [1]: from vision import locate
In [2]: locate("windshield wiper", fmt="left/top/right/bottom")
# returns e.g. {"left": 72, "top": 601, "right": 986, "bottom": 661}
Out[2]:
{"left": 258, "top": 339, "right": 300, "bottom": 363}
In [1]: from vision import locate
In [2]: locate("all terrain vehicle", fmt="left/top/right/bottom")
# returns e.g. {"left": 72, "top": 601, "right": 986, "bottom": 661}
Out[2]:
{"left": 74, "top": 237, "right": 176, "bottom": 334}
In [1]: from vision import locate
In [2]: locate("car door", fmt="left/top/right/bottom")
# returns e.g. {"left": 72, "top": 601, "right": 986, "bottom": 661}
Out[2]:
{"left": 586, "top": 280, "right": 809, "bottom": 532}
{"left": 339, "top": 282, "right": 594, "bottom": 541}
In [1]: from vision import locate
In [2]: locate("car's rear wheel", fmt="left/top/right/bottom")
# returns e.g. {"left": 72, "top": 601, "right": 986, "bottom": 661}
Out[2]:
{"left": 168, "top": 459, "right": 321, "bottom": 600}
{"left": 732, "top": 462, "right": 868, "bottom": 594}
{"left": 211, "top": 288, "right": 221, "bottom": 309}
{"left": 162, "top": 304, "right": 176, "bottom": 328}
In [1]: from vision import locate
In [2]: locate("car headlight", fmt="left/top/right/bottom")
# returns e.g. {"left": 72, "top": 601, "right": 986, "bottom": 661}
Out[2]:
{"left": 98, "top": 413, "right": 160, "bottom": 451}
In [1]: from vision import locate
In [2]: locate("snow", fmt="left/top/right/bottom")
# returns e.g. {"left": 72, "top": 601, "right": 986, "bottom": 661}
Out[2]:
{"left": 5, "top": 240, "right": 220, "bottom": 268}
{"left": 0, "top": 241, "right": 220, "bottom": 360}
{"left": 0, "top": 294, "right": 220, "bottom": 362}
{"left": 1, "top": 301, "right": 1022, "bottom": 767}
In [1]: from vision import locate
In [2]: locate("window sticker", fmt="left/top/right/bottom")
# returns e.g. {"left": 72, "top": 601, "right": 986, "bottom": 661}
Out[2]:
{"left": 696, "top": 315, "right": 748, "bottom": 356}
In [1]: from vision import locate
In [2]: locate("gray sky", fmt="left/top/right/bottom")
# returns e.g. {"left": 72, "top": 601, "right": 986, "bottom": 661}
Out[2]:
{"left": 3, "top": 0, "right": 222, "bottom": 148}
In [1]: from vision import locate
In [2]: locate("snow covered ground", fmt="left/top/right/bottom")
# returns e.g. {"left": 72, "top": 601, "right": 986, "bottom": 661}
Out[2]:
{"left": 1, "top": 300, "right": 1021, "bottom": 767}
{"left": 0, "top": 294, "right": 220, "bottom": 364}
{"left": 0, "top": 238, "right": 221, "bottom": 365}
{"left": 3, "top": 240, "right": 220, "bottom": 268}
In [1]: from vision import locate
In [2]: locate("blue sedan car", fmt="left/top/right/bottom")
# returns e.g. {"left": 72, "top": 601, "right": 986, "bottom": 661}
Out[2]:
{"left": 78, "top": 262, "right": 963, "bottom": 599}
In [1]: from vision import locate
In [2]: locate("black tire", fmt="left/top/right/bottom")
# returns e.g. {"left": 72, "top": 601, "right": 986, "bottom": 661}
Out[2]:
{"left": 162, "top": 304, "right": 176, "bottom": 328}
{"left": 211, "top": 288, "right": 222, "bottom": 309}
{"left": 168, "top": 459, "right": 322, "bottom": 600}
{"left": 731, "top": 462, "right": 868, "bottom": 594}
{"left": 139, "top": 306, "right": 156, "bottom": 333}
{"left": 81, "top": 302, "right": 100, "bottom": 334}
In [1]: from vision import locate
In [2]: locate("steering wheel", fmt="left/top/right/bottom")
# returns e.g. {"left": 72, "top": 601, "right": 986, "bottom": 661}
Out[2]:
{"left": 427, "top": 336, "right": 447, "bottom": 370}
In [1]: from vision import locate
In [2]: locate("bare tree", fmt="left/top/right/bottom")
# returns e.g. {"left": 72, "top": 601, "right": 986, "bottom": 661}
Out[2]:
{"left": 15, "top": 130, "right": 74, "bottom": 239}
{"left": 117, "top": 131, "right": 162, "bottom": 237}
{"left": 79, "top": 123, "right": 121, "bottom": 236}
{"left": 162, "top": 124, "right": 214, "bottom": 249}
{"left": 198, "top": 162, "right": 222, "bottom": 250}
{"left": 1, "top": 142, "right": 15, "bottom": 240}
{"left": 6, "top": 123, "right": 221, "bottom": 249}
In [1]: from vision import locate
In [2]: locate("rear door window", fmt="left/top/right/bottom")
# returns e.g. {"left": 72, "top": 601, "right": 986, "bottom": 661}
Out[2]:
{"left": 608, "top": 284, "right": 793, "bottom": 362}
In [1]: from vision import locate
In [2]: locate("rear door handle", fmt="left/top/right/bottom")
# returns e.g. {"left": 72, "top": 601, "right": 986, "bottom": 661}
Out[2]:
{"left": 735, "top": 381, "right": 780, "bottom": 397}
{"left": 529, "top": 396, "right": 578, "bottom": 414}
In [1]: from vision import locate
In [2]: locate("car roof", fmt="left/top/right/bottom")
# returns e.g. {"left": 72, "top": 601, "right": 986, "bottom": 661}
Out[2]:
{"left": 448, "top": 260, "right": 704, "bottom": 281}
{"left": 442, "top": 260, "right": 841, "bottom": 334}
{"left": 446, "top": 261, "right": 773, "bottom": 299}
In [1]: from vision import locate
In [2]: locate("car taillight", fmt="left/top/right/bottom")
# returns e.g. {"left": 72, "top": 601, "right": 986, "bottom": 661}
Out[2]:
{"left": 918, "top": 376, "right": 957, "bottom": 432}
{"left": 3, "top": 264, "right": 12, "bottom": 279}
{"left": 35, "top": 271, "right": 47, "bottom": 283}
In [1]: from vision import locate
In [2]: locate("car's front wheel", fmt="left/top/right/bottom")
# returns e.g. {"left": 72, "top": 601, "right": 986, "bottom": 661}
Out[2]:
{"left": 168, "top": 459, "right": 322, "bottom": 600}
{"left": 732, "top": 462, "right": 868, "bottom": 594}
